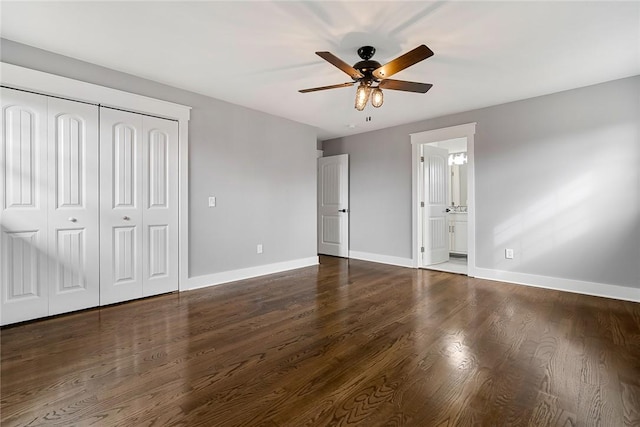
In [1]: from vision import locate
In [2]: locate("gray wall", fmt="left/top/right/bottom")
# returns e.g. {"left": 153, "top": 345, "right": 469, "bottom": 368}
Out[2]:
{"left": 324, "top": 76, "right": 640, "bottom": 289}
{"left": 1, "top": 39, "right": 318, "bottom": 278}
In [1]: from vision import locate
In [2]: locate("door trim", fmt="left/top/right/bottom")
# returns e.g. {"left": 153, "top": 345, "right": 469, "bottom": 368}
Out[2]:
{"left": 1, "top": 62, "right": 192, "bottom": 290}
{"left": 410, "top": 123, "right": 477, "bottom": 276}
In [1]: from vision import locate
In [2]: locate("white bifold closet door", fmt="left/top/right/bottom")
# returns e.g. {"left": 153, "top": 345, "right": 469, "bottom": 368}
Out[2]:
{"left": 1, "top": 89, "right": 49, "bottom": 323}
{"left": 47, "top": 97, "right": 100, "bottom": 315}
{"left": 1, "top": 88, "right": 100, "bottom": 324}
{"left": 99, "top": 108, "right": 178, "bottom": 305}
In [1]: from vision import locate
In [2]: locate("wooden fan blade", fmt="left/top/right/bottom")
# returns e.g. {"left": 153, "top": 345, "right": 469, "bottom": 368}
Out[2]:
{"left": 299, "top": 82, "right": 355, "bottom": 93}
{"left": 378, "top": 79, "right": 433, "bottom": 93}
{"left": 316, "top": 52, "right": 364, "bottom": 79}
{"left": 372, "top": 45, "right": 434, "bottom": 79}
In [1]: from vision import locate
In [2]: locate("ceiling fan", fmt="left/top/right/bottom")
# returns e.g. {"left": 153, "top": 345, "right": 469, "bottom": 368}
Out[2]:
{"left": 299, "top": 44, "right": 434, "bottom": 111}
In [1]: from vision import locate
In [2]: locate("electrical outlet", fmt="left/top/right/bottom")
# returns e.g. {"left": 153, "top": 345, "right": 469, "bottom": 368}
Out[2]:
{"left": 208, "top": 196, "right": 216, "bottom": 207}
{"left": 505, "top": 248, "right": 514, "bottom": 259}
{"left": 257, "top": 244, "right": 263, "bottom": 254}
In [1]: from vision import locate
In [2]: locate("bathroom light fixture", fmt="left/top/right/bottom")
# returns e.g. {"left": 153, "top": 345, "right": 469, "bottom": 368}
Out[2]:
{"left": 448, "top": 152, "right": 468, "bottom": 166}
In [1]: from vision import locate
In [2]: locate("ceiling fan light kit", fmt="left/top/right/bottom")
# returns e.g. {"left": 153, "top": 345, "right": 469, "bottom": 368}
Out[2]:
{"left": 371, "top": 87, "right": 383, "bottom": 108}
{"left": 355, "top": 81, "right": 372, "bottom": 111}
{"left": 300, "top": 44, "right": 434, "bottom": 111}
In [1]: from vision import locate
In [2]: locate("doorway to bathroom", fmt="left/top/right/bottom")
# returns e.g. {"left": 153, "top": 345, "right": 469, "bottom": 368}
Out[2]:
{"left": 410, "top": 123, "right": 476, "bottom": 276}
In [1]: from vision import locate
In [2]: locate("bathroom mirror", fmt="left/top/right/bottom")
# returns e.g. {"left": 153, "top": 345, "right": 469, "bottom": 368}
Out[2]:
{"left": 449, "top": 158, "right": 468, "bottom": 207}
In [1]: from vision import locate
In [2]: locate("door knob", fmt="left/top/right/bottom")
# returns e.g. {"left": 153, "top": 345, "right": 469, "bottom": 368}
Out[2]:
{"left": 338, "top": 209, "right": 348, "bottom": 213}
{"left": 68, "top": 217, "right": 77, "bottom": 222}
{"left": 123, "top": 216, "right": 130, "bottom": 221}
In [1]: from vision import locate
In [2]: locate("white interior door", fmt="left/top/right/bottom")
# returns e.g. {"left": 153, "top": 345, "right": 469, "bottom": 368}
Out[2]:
{"left": 47, "top": 97, "right": 100, "bottom": 315}
{"left": 422, "top": 145, "right": 449, "bottom": 265}
{"left": 141, "top": 116, "right": 178, "bottom": 297}
{"left": 99, "top": 108, "right": 144, "bottom": 305}
{"left": 318, "top": 154, "right": 349, "bottom": 257}
{"left": 0, "top": 88, "right": 49, "bottom": 324}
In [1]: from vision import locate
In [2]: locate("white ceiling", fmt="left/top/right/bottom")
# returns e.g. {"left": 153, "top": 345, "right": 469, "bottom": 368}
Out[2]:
{"left": 2, "top": 1, "right": 639, "bottom": 140}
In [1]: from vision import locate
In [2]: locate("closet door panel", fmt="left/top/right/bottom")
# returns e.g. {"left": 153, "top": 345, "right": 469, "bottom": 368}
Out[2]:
{"left": 100, "top": 108, "right": 143, "bottom": 305}
{"left": 142, "top": 116, "right": 178, "bottom": 297}
{"left": 0, "top": 88, "right": 49, "bottom": 325}
{"left": 47, "top": 98, "right": 99, "bottom": 315}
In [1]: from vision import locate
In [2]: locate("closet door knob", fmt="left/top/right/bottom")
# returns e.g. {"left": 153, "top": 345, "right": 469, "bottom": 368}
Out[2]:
{"left": 123, "top": 216, "right": 130, "bottom": 221}
{"left": 68, "top": 217, "right": 77, "bottom": 223}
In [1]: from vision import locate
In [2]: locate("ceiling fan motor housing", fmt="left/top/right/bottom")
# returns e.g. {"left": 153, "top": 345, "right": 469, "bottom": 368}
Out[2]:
{"left": 353, "top": 60, "right": 382, "bottom": 81}
{"left": 355, "top": 46, "right": 380, "bottom": 81}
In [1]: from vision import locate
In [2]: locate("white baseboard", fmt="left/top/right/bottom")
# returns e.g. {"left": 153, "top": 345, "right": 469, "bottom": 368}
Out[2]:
{"left": 348, "top": 250, "right": 414, "bottom": 268}
{"left": 182, "top": 253, "right": 639, "bottom": 303}
{"left": 184, "top": 256, "right": 319, "bottom": 291}
{"left": 474, "top": 267, "right": 640, "bottom": 303}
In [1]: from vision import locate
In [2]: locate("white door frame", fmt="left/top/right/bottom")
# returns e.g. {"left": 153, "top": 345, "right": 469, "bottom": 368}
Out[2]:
{"left": 0, "top": 62, "right": 192, "bottom": 290}
{"left": 410, "top": 123, "right": 477, "bottom": 276}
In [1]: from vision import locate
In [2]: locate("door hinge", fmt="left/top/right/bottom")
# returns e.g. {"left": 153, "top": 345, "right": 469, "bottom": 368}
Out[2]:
{"left": 420, "top": 201, "right": 424, "bottom": 207}
{"left": 420, "top": 156, "right": 424, "bottom": 162}
{"left": 420, "top": 247, "right": 425, "bottom": 253}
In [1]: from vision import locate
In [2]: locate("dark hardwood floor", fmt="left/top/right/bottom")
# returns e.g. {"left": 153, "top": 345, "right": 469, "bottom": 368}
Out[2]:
{"left": 2, "top": 256, "right": 639, "bottom": 426}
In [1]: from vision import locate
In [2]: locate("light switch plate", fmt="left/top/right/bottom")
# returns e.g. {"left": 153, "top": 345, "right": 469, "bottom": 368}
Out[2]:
{"left": 257, "top": 244, "right": 263, "bottom": 254}
{"left": 208, "top": 196, "right": 216, "bottom": 207}
{"left": 505, "top": 248, "right": 514, "bottom": 259}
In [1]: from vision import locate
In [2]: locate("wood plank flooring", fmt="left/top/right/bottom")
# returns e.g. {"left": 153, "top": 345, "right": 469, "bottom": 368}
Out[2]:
{"left": 2, "top": 256, "right": 639, "bottom": 426}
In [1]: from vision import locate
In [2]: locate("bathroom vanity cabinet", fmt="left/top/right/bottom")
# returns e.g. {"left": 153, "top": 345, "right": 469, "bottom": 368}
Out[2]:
{"left": 449, "top": 213, "right": 468, "bottom": 255}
